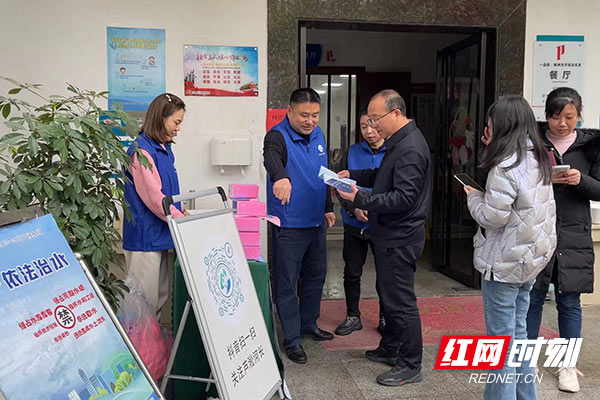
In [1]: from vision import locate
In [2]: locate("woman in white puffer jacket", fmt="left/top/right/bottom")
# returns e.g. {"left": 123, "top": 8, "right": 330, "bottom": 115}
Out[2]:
{"left": 465, "top": 95, "right": 556, "bottom": 400}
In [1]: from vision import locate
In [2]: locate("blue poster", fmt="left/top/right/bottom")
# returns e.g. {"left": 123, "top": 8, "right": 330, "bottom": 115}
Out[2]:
{"left": 0, "top": 215, "right": 161, "bottom": 400}
{"left": 107, "top": 27, "right": 166, "bottom": 111}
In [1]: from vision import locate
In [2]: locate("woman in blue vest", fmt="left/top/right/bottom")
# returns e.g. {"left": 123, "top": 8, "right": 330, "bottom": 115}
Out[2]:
{"left": 335, "top": 109, "right": 387, "bottom": 336}
{"left": 123, "top": 93, "right": 187, "bottom": 319}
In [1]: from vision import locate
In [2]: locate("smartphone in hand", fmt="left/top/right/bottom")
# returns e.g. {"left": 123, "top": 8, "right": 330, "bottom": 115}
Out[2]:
{"left": 454, "top": 173, "right": 485, "bottom": 192}
{"left": 552, "top": 165, "right": 570, "bottom": 173}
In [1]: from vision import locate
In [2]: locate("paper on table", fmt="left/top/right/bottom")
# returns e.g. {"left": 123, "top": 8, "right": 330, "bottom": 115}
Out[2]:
{"left": 318, "top": 166, "right": 357, "bottom": 193}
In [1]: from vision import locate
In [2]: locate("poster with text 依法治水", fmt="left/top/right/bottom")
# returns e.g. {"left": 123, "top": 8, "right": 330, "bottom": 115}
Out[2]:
{"left": 0, "top": 214, "right": 161, "bottom": 400}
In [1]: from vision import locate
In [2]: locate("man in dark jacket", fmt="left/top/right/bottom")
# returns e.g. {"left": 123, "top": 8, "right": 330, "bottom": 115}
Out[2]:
{"left": 338, "top": 89, "right": 431, "bottom": 387}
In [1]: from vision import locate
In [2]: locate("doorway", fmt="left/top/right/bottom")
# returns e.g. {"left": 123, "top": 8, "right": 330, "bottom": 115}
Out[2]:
{"left": 300, "top": 22, "right": 497, "bottom": 288}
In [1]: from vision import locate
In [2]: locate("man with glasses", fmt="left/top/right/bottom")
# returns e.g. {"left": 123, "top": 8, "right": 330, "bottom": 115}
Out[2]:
{"left": 263, "top": 88, "right": 336, "bottom": 364}
{"left": 338, "top": 89, "right": 431, "bottom": 387}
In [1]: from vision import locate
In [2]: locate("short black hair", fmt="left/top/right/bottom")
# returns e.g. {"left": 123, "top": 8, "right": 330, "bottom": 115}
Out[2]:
{"left": 374, "top": 89, "right": 406, "bottom": 115}
{"left": 358, "top": 108, "right": 369, "bottom": 118}
{"left": 545, "top": 87, "right": 582, "bottom": 119}
{"left": 289, "top": 88, "right": 320, "bottom": 105}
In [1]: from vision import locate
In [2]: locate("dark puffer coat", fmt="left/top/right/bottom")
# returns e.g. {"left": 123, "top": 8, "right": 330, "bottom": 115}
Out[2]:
{"left": 534, "top": 128, "right": 600, "bottom": 293}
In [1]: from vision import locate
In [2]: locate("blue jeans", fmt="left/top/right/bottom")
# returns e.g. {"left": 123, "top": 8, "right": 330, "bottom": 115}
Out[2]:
{"left": 482, "top": 278, "right": 536, "bottom": 400}
{"left": 526, "top": 287, "right": 582, "bottom": 340}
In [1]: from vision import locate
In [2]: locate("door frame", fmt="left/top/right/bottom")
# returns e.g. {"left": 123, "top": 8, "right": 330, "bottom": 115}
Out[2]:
{"left": 298, "top": 21, "right": 498, "bottom": 288}
{"left": 431, "top": 32, "right": 496, "bottom": 288}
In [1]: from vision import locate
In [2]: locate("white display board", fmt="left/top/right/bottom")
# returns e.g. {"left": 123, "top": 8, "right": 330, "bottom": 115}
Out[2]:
{"left": 170, "top": 210, "right": 281, "bottom": 400}
{"left": 532, "top": 35, "right": 585, "bottom": 121}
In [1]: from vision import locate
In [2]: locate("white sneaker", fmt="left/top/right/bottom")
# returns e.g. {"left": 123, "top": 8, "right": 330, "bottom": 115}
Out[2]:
{"left": 557, "top": 367, "right": 580, "bottom": 393}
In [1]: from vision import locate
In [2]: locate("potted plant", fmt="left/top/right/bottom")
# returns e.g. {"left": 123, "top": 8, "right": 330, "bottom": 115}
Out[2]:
{"left": 0, "top": 77, "right": 149, "bottom": 309}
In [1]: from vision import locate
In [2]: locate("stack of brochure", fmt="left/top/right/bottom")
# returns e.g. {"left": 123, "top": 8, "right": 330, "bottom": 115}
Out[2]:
{"left": 318, "top": 166, "right": 357, "bottom": 193}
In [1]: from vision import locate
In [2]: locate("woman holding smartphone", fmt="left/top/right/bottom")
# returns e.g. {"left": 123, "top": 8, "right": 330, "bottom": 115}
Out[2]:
{"left": 526, "top": 87, "right": 600, "bottom": 392}
{"left": 465, "top": 95, "right": 556, "bottom": 400}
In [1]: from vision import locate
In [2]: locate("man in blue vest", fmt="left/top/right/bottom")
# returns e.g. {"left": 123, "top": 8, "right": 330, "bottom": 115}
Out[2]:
{"left": 263, "top": 88, "right": 336, "bottom": 364}
{"left": 334, "top": 109, "right": 387, "bottom": 336}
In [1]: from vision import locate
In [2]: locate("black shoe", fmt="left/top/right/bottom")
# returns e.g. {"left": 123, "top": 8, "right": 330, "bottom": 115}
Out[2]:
{"left": 377, "top": 317, "right": 386, "bottom": 335}
{"left": 303, "top": 327, "right": 334, "bottom": 341}
{"left": 376, "top": 365, "right": 422, "bottom": 386}
{"left": 286, "top": 345, "right": 307, "bottom": 364}
{"left": 365, "top": 346, "right": 401, "bottom": 366}
{"left": 335, "top": 316, "right": 363, "bottom": 336}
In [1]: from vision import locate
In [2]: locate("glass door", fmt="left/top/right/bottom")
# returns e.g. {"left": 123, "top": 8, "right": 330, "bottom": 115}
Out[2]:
{"left": 431, "top": 34, "right": 487, "bottom": 288}
{"left": 308, "top": 73, "right": 357, "bottom": 234}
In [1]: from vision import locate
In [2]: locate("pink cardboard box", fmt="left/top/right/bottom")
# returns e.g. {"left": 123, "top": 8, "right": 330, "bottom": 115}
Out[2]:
{"left": 239, "top": 232, "right": 260, "bottom": 246}
{"left": 234, "top": 216, "right": 260, "bottom": 232}
{"left": 236, "top": 201, "right": 266, "bottom": 217}
{"left": 229, "top": 184, "right": 259, "bottom": 199}
{"left": 243, "top": 246, "right": 261, "bottom": 260}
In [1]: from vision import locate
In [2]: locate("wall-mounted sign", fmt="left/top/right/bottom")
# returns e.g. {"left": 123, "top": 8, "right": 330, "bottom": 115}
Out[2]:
{"left": 107, "top": 27, "right": 166, "bottom": 111}
{"left": 184, "top": 46, "right": 258, "bottom": 97}
{"left": 532, "top": 35, "right": 584, "bottom": 121}
{"left": 306, "top": 44, "right": 337, "bottom": 67}
{"left": 266, "top": 109, "right": 287, "bottom": 132}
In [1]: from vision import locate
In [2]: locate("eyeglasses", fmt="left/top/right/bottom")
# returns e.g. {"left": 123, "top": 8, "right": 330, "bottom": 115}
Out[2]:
{"left": 367, "top": 109, "right": 397, "bottom": 127}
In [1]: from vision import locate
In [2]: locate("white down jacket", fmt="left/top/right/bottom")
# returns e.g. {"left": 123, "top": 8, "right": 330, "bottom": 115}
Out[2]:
{"left": 467, "top": 148, "right": 557, "bottom": 283}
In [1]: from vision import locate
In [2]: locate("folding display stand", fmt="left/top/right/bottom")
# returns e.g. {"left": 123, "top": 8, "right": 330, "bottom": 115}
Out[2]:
{"left": 160, "top": 187, "right": 283, "bottom": 400}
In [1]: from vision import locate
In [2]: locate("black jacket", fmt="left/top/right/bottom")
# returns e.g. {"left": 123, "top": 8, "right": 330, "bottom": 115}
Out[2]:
{"left": 351, "top": 121, "right": 431, "bottom": 248}
{"left": 534, "top": 128, "right": 600, "bottom": 293}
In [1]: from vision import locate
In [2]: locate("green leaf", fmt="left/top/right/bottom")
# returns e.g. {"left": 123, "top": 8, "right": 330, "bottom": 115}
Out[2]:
{"left": 47, "top": 181, "right": 63, "bottom": 191}
{"left": 0, "top": 132, "right": 23, "bottom": 145}
{"left": 92, "top": 247, "right": 103, "bottom": 266}
{"left": 8, "top": 88, "right": 21, "bottom": 95}
{"left": 0, "top": 180, "right": 11, "bottom": 195}
{"left": 24, "top": 175, "right": 39, "bottom": 184}
{"left": 1, "top": 103, "right": 10, "bottom": 118}
{"left": 69, "top": 141, "right": 84, "bottom": 160}
{"left": 33, "top": 179, "right": 43, "bottom": 193}
{"left": 73, "top": 175, "right": 82, "bottom": 193}
{"left": 89, "top": 207, "right": 99, "bottom": 220}
{"left": 64, "top": 174, "right": 75, "bottom": 186}
{"left": 15, "top": 175, "right": 29, "bottom": 193}
{"left": 13, "top": 185, "right": 21, "bottom": 200}
{"left": 73, "top": 138, "right": 90, "bottom": 153}
{"left": 43, "top": 182, "right": 53, "bottom": 198}
{"left": 28, "top": 135, "right": 41, "bottom": 155}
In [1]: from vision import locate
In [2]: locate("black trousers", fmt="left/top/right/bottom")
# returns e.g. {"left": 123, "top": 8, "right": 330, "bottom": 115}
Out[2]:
{"left": 342, "top": 225, "right": 384, "bottom": 318}
{"left": 374, "top": 241, "right": 424, "bottom": 369}
{"left": 271, "top": 224, "right": 327, "bottom": 348}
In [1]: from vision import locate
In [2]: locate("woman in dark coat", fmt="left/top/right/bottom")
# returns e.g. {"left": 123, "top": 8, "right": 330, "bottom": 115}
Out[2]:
{"left": 526, "top": 87, "right": 600, "bottom": 393}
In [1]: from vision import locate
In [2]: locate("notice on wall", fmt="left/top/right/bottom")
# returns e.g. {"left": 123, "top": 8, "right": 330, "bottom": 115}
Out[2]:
{"left": 532, "top": 35, "right": 584, "bottom": 121}
{"left": 183, "top": 45, "right": 258, "bottom": 97}
{"left": 266, "top": 109, "right": 287, "bottom": 132}
{"left": 0, "top": 215, "right": 161, "bottom": 400}
{"left": 107, "top": 27, "right": 166, "bottom": 111}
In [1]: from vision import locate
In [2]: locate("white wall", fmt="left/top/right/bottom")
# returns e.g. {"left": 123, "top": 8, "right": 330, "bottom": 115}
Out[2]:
{"left": 0, "top": 0, "right": 269, "bottom": 254}
{"left": 524, "top": 0, "right": 600, "bottom": 128}
{"left": 306, "top": 29, "right": 469, "bottom": 83}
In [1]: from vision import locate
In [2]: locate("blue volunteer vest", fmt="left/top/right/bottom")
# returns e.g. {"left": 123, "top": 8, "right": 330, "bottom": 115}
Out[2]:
{"left": 266, "top": 116, "right": 328, "bottom": 228}
{"left": 123, "top": 133, "right": 182, "bottom": 251}
{"left": 341, "top": 141, "right": 386, "bottom": 229}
